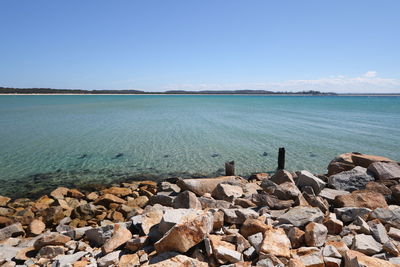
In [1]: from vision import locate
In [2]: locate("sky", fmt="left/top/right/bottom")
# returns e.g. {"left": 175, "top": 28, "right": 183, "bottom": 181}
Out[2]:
{"left": 1, "top": 0, "right": 399, "bottom": 93}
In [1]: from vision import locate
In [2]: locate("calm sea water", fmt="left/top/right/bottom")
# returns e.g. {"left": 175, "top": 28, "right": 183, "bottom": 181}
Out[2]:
{"left": 0, "top": 95, "right": 399, "bottom": 198}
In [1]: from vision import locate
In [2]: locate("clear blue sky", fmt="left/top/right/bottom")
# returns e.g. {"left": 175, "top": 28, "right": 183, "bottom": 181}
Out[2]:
{"left": 1, "top": 0, "right": 399, "bottom": 93}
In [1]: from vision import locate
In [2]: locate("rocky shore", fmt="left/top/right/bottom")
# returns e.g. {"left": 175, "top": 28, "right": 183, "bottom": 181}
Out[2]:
{"left": 1, "top": 152, "right": 400, "bottom": 266}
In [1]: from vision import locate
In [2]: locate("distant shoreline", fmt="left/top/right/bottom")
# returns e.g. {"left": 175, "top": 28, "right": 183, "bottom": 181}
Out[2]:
{"left": 1, "top": 93, "right": 399, "bottom": 96}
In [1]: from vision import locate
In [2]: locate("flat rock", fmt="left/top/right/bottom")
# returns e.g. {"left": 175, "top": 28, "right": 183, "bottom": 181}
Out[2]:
{"left": 212, "top": 183, "right": 243, "bottom": 201}
{"left": 0, "top": 196, "right": 11, "bottom": 207}
{"left": 370, "top": 206, "right": 400, "bottom": 228}
{"left": 333, "top": 190, "right": 388, "bottom": 209}
{"left": 50, "top": 187, "right": 69, "bottom": 199}
{"left": 158, "top": 209, "right": 202, "bottom": 235}
{"left": 154, "top": 211, "right": 213, "bottom": 253}
{"left": 344, "top": 249, "right": 399, "bottom": 267}
{"left": 0, "top": 223, "right": 25, "bottom": 241}
{"left": 370, "top": 222, "right": 390, "bottom": 244}
{"left": 33, "top": 232, "right": 71, "bottom": 250}
{"left": 352, "top": 234, "right": 382, "bottom": 255}
{"left": 335, "top": 207, "right": 371, "bottom": 223}
{"left": 177, "top": 176, "right": 241, "bottom": 196}
{"left": 101, "top": 186, "right": 132, "bottom": 197}
{"left": 368, "top": 162, "right": 400, "bottom": 180}
{"left": 53, "top": 251, "right": 88, "bottom": 266}
{"left": 296, "top": 170, "right": 326, "bottom": 194}
{"left": 328, "top": 166, "right": 375, "bottom": 192}
{"left": 148, "top": 254, "right": 209, "bottom": 266}
{"left": 84, "top": 224, "right": 114, "bottom": 247}
{"left": 277, "top": 206, "right": 324, "bottom": 227}
{"left": 274, "top": 182, "right": 301, "bottom": 200}
{"left": 319, "top": 188, "right": 349, "bottom": 202}
{"left": 240, "top": 218, "right": 269, "bottom": 238}
{"left": 260, "top": 227, "right": 291, "bottom": 258}
{"left": 222, "top": 208, "right": 259, "bottom": 224}
{"left": 130, "top": 209, "right": 163, "bottom": 235}
{"left": 352, "top": 153, "right": 394, "bottom": 168}
{"left": 102, "top": 224, "right": 132, "bottom": 254}
{"left": 37, "top": 245, "right": 66, "bottom": 258}
{"left": 93, "top": 193, "right": 125, "bottom": 207}
{"left": 172, "top": 190, "right": 202, "bottom": 209}
{"left": 97, "top": 250, "right": 120, "bottom": 267}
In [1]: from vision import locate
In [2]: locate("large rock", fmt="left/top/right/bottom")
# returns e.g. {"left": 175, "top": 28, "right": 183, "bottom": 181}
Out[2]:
{"left": 148, "top": 254, "right": 208, "bottom": 267}
{"left": 71, "top": 203, "right": 102, "bottom": 220}
{"left": 240, "top": 218, "right": 269, "bottom": 238}
{"left": 370, "top": 222, "right": 390, "bottom": 244}
{"left": 260, "top": 227, "right": 291, "bottom": 258}
{"left": 328, "top": 166, "right": 375, "bottom": 192}
{"left": 270, "top": 169, "right": 295, "bottom": 184}
{"left": 159, "top": 209, "right": 202, "bottom": 235}
{"left": 277, "top": 206, "right": 324, "bottom": 227}
{"left": 333, "top": 190, "right": 388, "bottom": 209}
{"left": 368, "top": 162, "right": 400, "bottom": 180}
{"left": 222, "top": 208, "right": 259, "bottom": 224}
{"left": 351, "top": 234, "right": 382, "bottom": 255}
{"left": 33, "top": 232, "right": 71, "bottom": 250}
{"left": 102, "top": 224, "right": 132, "bottom": 254}
{"left": 318, "top": 188, "right": 349, "bottom": 202}
{"left": 101, "top": 186, "right": 132, "bottom": 197}
{"left": 37, "top": 245, "right": 66, "bottom": 258}
{"left": 85, "top": 224, "right": 114, "bottom": 247}
{"left": 335, "top": 207, "right": 371, "bottom": 223}
{"left": 371, "top": 206, "right": 400, "bottom": 228}
{"left": 305, "top": 222, "right": 328, "bottom": 247}
{"left": 352, "top": 153, "right": 394, "bottom": 168}
{"left": 344, "top": 249, "right": 399, "bottom": 267}
{"left": 177, "top": 176, "right": 241, "bottom": 196}
{"left": 93, "top": 194, "right": 125, "bottom": 207}
{"left": 212, "top": 183, "right": 243, "bottom": 201}
{"left": 154, "top": 211, "right": 213, "bottom": 253}
{"left": 0, "top": 223, "right": 25, "bottom": 241}
{"left": 97, "top": 250, "right": 121, "bottom": 267}
{"left": 296, "top": 170, "right": 326, "bottom": 194}
{"left": 130, "top": 209, "right": 163, "bottom": 235}
{"left": 0, "top": 196, "right": 11, "bottom": 207}
{"left": 274, "top": 182, "right": 301, "bottom": 200}
{"left": 172, "top": 191, "right": 202, "bottom": 209}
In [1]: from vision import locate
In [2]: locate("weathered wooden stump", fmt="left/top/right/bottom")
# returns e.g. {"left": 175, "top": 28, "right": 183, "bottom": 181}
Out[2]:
{"left": 225, "top": 161, "right": 235, "bottom": 176}
{"left": 278, "top": 147, "right": 285, "bottom": 170}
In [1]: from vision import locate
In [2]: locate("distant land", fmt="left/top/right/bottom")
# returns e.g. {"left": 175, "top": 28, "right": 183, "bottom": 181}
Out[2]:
{"left": 0, "top": 87, "right": 399, "bottom": 95}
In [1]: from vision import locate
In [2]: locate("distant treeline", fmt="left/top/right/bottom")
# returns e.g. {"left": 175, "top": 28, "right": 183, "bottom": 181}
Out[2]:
{"left": 0, "top": 87, "right": 336, "bottom": 95}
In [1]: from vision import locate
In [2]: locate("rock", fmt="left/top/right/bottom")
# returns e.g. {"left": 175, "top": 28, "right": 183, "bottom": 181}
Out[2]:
{"left": 296, "top": 170, "right": 326, "bottom": 194}
{"left": 84, "top": 224, "right": 114, "bottom": 247}
{"left": 366, "top": 181, "right": 392, "bottom": 196}
{"left": 389, "top": 227, "right": 400, "bottom": 239}
{"left": 344, "top": 249, "right": 399, "bottom": 267}
{"left": 335, "top": 207, "right": 371, "bottom": 223}
{"left": 212, "top": 183, "right": 243, "bottom": 201}
{"left": 323, "top": 213, "right": 343, "bottom": 235}
{"left": 274, "top": 182, "right": 301, "bottom": 200}
{"left": 130, "top": 209, "right": 163, "bottom": 235}
{"left": 324, "top": 257, "right": 341, "bottom": 267}
{"left": 240, "top": 218, "right": 269, "bottom": 238}
{"left": 41, "top": 206, "right": 65, "bottom": 226}
{"left": 50, "top": 187, "right": 69, "bottom": 199}
{"left": 327, "top": 153, "right": 356, "bottom": 176}
{"left": 102, "top": 186, "right": 132, "bottom": 197}
{"left": 352, "top": 234, "right": 382, "bottom": 255}
{"left": 53, "top": 251, "right": 88, "bottom": 266}
{"left": 86, "top": 192, "right": 99, "bottom": 201}
{"left": 198, "top": 196, "right": 231, "bottom": 209}
{"left": 260, "top": 227, "right": 291, "bottom": 258}
{"left": 318, "top": 188, "right": 349, "bottom": 202}
{"left": 288, "top": 227, "right": 305, "bottom": 249}
{"left": 119, "top": 253, "right": 140, "bottom": 267}
{"left": 33, "top": 232, "right": 71, "bottom": 250}
{"left": 37, "top": 245, "right": 66, "bottom": 258}
{"left": 288, "top": 258, "right": 307, "bottom": 267}
{"left": 0, "top": 196, "right": 11, "bottom": 207}
{"left": 250, "top": 173, "right": 269, "bottom": 181}
{"left": 305, "top": 222, "right": 328, "bottom": 247}
{"left": 71, "top": 203, "right": 101, "bottom": 220}
{"left": 147, "top": 254, "right": 208, "bottom": 266}
{"left": 154, "top": 211, "right": 213, "bottom": 253}
{"left": 251, "top": 193, "right": 294, "bottom": 209}
{"left": 370, "top": 206, "right": 400, "bottom": 228}
{"left": 353, "top": 216, "right": 371, "bottom": 234}
{"left": 368, "top": 162, "right": 400, "bottom": 180}
{"left": 222, "top": 208, "right": 259, "bottom": 224}
{"left": 370, "top": 222, "right": 390, "bottom": 244}
{"left": 383, "top": 241, "right": 400, "bottom": 256}
{"left": 352, "top": 153, "right": 394, "bottom": 168}
{"left": 126, "top": 236, "right": 148, "bottom": 252}
{"left": 214, "top": 246, "right": 243, "bottom": 263}
{"left": 172, "top": 191, "right": 202, "bottom": 209}
{"left": 177, "top": 176, "right": 241, "bottom": 196}
{"left": 0, "top": 223, "right": 25, "bottom": 242}
{"left": 234, "top": 198, "right": 256, "bottom": 208}
{"left": 299, "top": 252, "right": 324, "bottom": 267}
{"left": 93, "top": 194, "right": 125, "bottom": 207}
{"left": 97, "top": 250, "right": 120, "bottom": 267}
{"left": 29, "top": 219, "right": 46, "bottom": 236}
{"left": 277, "top": 206, "right": 324, "bottom": 227}
{"left": 102, "top": 224, "right": 132, "bottom": 254}
{"left": 248, "top": 232, "right": 263, "bottom": 253}
{"left": 149, "top": 194, "right": 175, "bottom": 207}
{"left": 127, "top": 195, "right": 149, "bottom": 208}
{"left": 270, "top": 169, "right": 295, "bottom": 184}
{"left": 67, "top": 189, "right": 85, "bottom": 199}
{"left": 334, "top": 190, "right": 387, "bottom": 209}
{"left": 159, "top": 209, "right": 202, "bottom": 235}
{"left": 325, "top": 241, "right": 349, "bottom": 257}
{"left": 328, "top": 166, "right": 375, "bottom": 192}
{"left": 303, "top": 193, "right": 329, "bottom": 213}
{"left": 14, "top": 246, "right": 35, "bottom": 261}
{"left": 323, "top": 245, "right": 342, "bottom": 258}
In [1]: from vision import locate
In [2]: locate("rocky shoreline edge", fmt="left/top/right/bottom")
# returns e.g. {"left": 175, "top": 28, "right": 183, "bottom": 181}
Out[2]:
{"left": 1, "top": 152, "right": 400, "bottom": 266}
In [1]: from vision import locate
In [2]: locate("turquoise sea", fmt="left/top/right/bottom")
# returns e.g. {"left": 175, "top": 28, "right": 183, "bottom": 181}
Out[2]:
{"left": 0, "top": 95, "right": 399, "bottom": 198}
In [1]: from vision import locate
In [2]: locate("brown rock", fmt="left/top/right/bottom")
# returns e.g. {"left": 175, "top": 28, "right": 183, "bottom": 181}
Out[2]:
{"left": 344, "top": 249, "right": 399, "bottom": 267}
{"left": 86, "top": 192, "right": 99, "bottom": 201}
{"left": 234, "top": 198, "right": 256, "bottom": 208}
{"left": 249, "top": 173, "right": 269, "bottom": 181}
{"left": 366, "top": 181, "right": 392, "bottom": 195}
{"left": 126, "top": 196, "right": 149, "bottom": 208}
{"left": 323, "top": 213, "right": 343, "bottom": 235}
{"left": 240, "top": 218, "right": 269, "bottom": 238}
{"left": 102, "top": 187, "right": 132, "bottom": 197}
{"left": 288, "top": 258, "right": 306, "bottom": 267}
{"left": 288, "top": 227, "right": 305, "bottom": 249}
{"left": 368, "top": 162, "right": 400, "bottom": 180}
{"left": 304, "top": 222, "right": 328, "bottom": 247}
{"left": 119, "top": 254, "right": 140, "bottom": 267}
{"left": 0, "top": 196, "right": 11, "bottom": 207}
{"left": 15, "top": 246, "right": 36, "bottom": 261}
{"left": 37, "top": 245, "right": 65, "bottom": 258}
{"left": 102, "top": 224, "right": 132, "bottom": 254}
{"left": 0, "top": 216, "right": 13, "bottom": 227}
{"left": 147, "top": 254, "right": 208, "bottom": 267}
{"left": 155, "top": 211, "right": 214, "bottom": 253}
{"left": 177, "top": 176, "right": 242, "bottom": 196}
{"left": 260, "top": 227, "right": 291, "bottom": 258}
{"left": 67, "top": 189, "right": 85, "bottom": 199}
{"left": 212, "top": 183, "right": 243, "bottom": 201}
{"left": 40, "top": 206, "right": 65, "bottom": 226}
{"left": 325, "top": 240, "right": 349, "bottom": 257}
{"left": 126, "top": 236, "right": 148, "bottom": 252}
{"left": 33, "top": 232, "right": 71, "bottom": 250}
{"left": 352, "top": 153, "right": 393, "bottom": 168}
{"left": 29, "top": 219, "right": 46, "bottom": 236}
{"left": 50, "top": 187, "right": 69, "bottom": 199}
{"left": 93, "top": 193, "right": 125, "bottom": 207}
{"left": 172, "top": 191, "right": 202, "bottom": 209}
{"left": 333, "top": 190, "right": 388, "bottom": 209}
{"left": 270, "top": 169, "right": 295, "bottom": 184}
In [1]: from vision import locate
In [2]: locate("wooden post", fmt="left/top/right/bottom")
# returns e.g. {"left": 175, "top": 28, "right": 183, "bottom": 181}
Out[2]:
{"left": 225, "top": 161, "right": 235, "bottom": 176}
{"left": 278, "top": 147, "right": 285, "bottom": 170}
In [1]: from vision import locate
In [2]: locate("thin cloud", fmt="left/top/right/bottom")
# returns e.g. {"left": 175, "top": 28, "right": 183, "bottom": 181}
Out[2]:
{"left": 163, "top": 72, "right": 400, "bottom": 93}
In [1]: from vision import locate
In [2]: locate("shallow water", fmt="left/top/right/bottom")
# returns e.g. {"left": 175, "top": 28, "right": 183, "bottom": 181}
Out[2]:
{"left": 0, "top": 95, "right": 399, "bottom": 198}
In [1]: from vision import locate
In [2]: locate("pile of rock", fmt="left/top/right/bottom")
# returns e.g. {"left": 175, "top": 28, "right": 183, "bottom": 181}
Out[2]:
{"left": 0, "top": 152, "right": 400, "bottom": 266}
